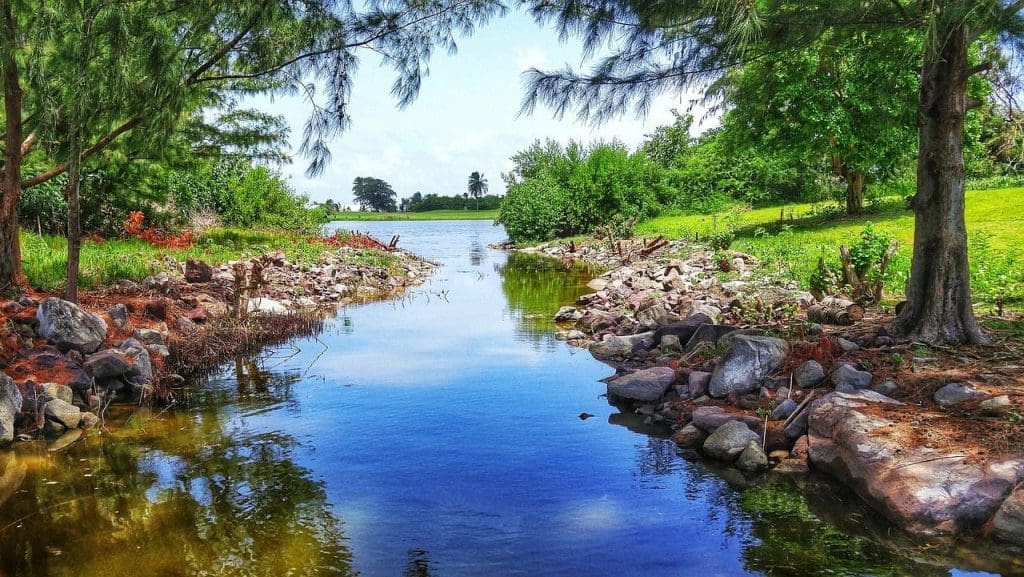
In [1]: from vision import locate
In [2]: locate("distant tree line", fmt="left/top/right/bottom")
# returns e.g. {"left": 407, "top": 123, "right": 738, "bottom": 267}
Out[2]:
{"left": 400, "top": 192, "right": 502, "bottom": 212}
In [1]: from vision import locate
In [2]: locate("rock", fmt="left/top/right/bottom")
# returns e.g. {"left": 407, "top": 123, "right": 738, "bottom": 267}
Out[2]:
{"left": 0, "top": 375, "right": 22, "bottom": 443}
{"left": 79, "top": 412, "right": 100, "bottom": 429}
{"left": 683, "top": 324, "right": 739, "bottom": 354}
{"left": 831, "top": 363, "right": 872, "bottom": 391}
{"left": 150, "top": 344, "right": 170, "bottom": 358}
{"left": 143, "top": 273, "right": 171, "bottom": 292}
{"left": 144, "top": 300, "right": 168, "bottom": 321}
{"left": 659, "top": 335, "right": 683, "bottom": 355}
{"left": 636, "top": 304, "right": 670, "bottom": 330}
{"left": 107, "top": 304, "right": 131, "bottom": 331}
{"left": 184, "top": 259, "right": 213, "bottom": 283}
{"left": 708, "top": 335, "right": 789, "bottom": 397}
{"left": 553, "top": 306, "right": 583, "bottom": 323}
{"left": 606, "top": 367, "right": 676, "bottom": 402}
{"left": 782, "top": 404, "right": 811, "bottom": 439}
{"left": 771, "top": 398, "right": 798, "bottom": 420}
{"left": 576, "top": 310, "right": 619, "bottom": 333}
{"left": 933, "top": 382, "right": 986, "bottom": 407}
{"left": 184, "top": 307, "right": 209, "bottom": 323}
{"left": 586, "top": 278, "right": 608, "bottom": 291}
{"left": 808, "top": 390, "right": 1024, "bottom": 535}
{"left": 979, "top": 395, "right": 1012, "bottom": 416}
{"left": 590, "top": 332, "right": 653, "bottom": 360}
{"left": 703, "top": 420, "right": 762, "bottom": 461}
{"left": 873, "top": 380, "right": 899, "bottom": 397}
{"left": 133, "top": 327, "right": 167, "bottom": 346}
{"left": 736, "top": 441, "right": 768, "bottom": 472}
{"left": 992, "top": 486, "right": 1024, "bottom": 545}
{"left": 40, "top": 382, "right": 73, "bottom": 404}
{"left": 36, "top": 298, "right": 108, "bottom": 353}
{"left": 1, "top": 301, "right": 22, "bottom": 315}
{"left": 671, "top": 424, "right": 706, "bottom": 448}
{"left": 85, "top": 349, "right": 133, "bottom": 379}
{"left": 47, "top": 428, "right": 84, "bottom": 452}
{"left": 805, "top": 323, "right": 823, "bottom": 336}
{"left": 794, "top": 360, "right": 826, "bottom": 389}
{"left": 118, "top": 338, "right": 154, "bottom": 383}
{"left": 651, "top": 314, "right": 714, "bottom": 350}
{"left": 44, "top": 398, "right": 82, "bottom": 429}
{"left": 691, "top": 405, "right": 762, "bottom": 433}
{"left": 687, "top": 371, "right": 712, "bottom": 398}
{"left": 688, "top": 304, "right": 722, "bottom": 323}
{"left": 246, "top": 297, "right": 288, "bottom": 316}
{"left": 836, "top": 337, "right": 860, "bottom": 352}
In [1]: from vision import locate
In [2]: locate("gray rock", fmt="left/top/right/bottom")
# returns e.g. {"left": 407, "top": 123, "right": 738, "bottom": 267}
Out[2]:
{"left": 671, "top": 424, "right": 706, "bottom": 448}
{"left": 44, "top": 398, "right": 82, "bottom": 429}
{"left": 979, "top": 395, "right": 1012, "bottom": 416}
{"left": 606, "top": 367, "right": 676, "bottom": 402}
{"left": 691, "top": 405, "right": 762, "bottom": 433}
{"left": 246, "top": 297, "right": 289, "bottom": 315}
{"left": 831, "top": 363, "right": 873, "bottom": 390}
{"left": 143, "top": 273, "right": 171, "bottom": 291}
{"left": 736, "top": 441, "right": 769, "bottom": 472}
{"left": 0, "top": 375, "right": 22, "bottom": 443}
{"left": 553, "top": 306, "right": 583, "bottom": 323}
{"left": 36, "top": 298, "right": 108, "bottom": 353}
{"left": 652, "top": 315, "right": 714, "bottom": 351}
{"left": 107, "top": 304, "right": 131, "bottom": 331}
{"left": 683, "top": 324, "right": 739, "bottom": 354}
{"left": 636, "top": 304, "right": 670, "bottom": 330}
{"left": 118, "top": 338, "right": 154, "bottom": 384}
{"left": 80, "top": 412, "right": 100, "bottom": 429}
{"left": 703, "top": 420, "right": 762, "bottom": 461}
{"left": 708, "top": 335, "right": 789, "bottom": 397}
{"left": 837, "top": 337, "right": 860, "bottom": 352}
{"left": 783, "top": 405, "right": 811, "bottom": 439}
{"left": 133, "top": 327, "right": 167, "bottom": 346}
{"left": 771, "top": 398, "right": 798, "bottom": 421}
{"left": 576, "top": 310, "right": 619, "bottom": 333}
{"left": 873, "top": 380, "right": 899, "bottom": 397}
{"left": 40, "top": 382, "right": 73, "bottom": 404}
{"left": 590, "top": 332, "right": 653, "bottom": 360}
{"left": 687, "top": 304, "right": 722, "bottom": 324}
{"left": 794, "top": 360, "right": 826, "bottom": 388}
{"left": 933, "top": 382, "right": 987, "bottom": 407}
{"left": 687, "top": 371, "right": 712, "bottom": 398}
{"left": 150, "top": 344, "right": 170, "bottom": 358}
{"left": 993, "top": 486, "right": 1024, "bottom": 545}
{"left": 85, "top": 349, "right": 133, "bottom": 379}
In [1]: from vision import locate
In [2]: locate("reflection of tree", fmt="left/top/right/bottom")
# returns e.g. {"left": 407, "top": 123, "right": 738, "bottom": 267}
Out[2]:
{"left": 0, "top": 400, "right": 356, "bottom": 577}
{"left": 469, "top": 238, "right": 485, "bottom": 267}
{"left": 403, "top": 549, "right": 435, "bottom": 577}
{"left": 496, "top": 252, "right": 600, "bottom": 344}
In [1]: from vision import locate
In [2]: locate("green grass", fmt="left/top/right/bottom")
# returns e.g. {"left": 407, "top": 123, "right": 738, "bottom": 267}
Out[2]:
{"left": 20, "top": 227, "right": 399, "bottom": 291}
{"left": 327, "top": 209, "right": 498, "bottom": 221}
{"left": 634, "top": 187, "right": 1024, "bottom": 310}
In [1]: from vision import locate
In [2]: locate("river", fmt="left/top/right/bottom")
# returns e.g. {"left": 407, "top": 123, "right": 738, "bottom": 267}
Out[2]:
{"left": 0, "top": 220, "right": 1016, "bottom": 576}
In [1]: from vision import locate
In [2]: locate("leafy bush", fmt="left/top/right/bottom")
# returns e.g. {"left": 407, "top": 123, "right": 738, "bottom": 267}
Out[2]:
{"left": 498, "top": 140, "right": 668, "bottom": 243}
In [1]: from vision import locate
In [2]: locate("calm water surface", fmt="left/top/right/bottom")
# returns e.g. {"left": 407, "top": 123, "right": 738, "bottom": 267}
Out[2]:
{"left": 0, "top": 220, "right": 1018, "bottom": 576}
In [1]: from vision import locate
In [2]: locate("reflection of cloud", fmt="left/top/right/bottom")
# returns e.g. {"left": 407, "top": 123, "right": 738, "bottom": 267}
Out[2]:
{"left": 563, "top": 497, "right": 621, "bottom": 532}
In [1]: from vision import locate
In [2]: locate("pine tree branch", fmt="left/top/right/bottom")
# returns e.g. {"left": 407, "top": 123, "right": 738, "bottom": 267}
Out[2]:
{"left": 20, "top": 117, "right": 142, "bottom": 189}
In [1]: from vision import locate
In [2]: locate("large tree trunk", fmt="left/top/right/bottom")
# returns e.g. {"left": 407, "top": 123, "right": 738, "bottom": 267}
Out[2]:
{"left": 0, "top": 0, "right": 23, "bottom": 292}
{"left": 890, "top": 24, "right": 986, "bottom": 345}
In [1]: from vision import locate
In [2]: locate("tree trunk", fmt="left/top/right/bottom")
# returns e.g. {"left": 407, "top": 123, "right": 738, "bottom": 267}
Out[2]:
{"left": 65, "top": 138, "right": 83, "bottom": 303}
{"left": 845, "top": 170, "right": 865, "bottom": 215}
{"left": 890, "top": 24, "right": 987, "bottom": 345}
{"left": 0, "top": 0, "right": 24, "bottom": 292}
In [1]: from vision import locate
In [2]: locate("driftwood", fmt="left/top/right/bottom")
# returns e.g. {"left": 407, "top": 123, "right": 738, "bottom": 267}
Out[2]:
{"left": 640, "top": 235, "right": 668, "bottom": 256}
{"left": 807, "top": 296, "right": 865, "bottom": 325}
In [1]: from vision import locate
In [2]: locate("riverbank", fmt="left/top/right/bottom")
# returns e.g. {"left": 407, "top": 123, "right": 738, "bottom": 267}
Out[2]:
{"left": 523, "top": 235, "right": 1024, "bottom": 546}
{"left": 0, "top": 232, "right": 433, "bottom": 447}
{"left": 326, "top": 209, "right": 498, "bottom": 221}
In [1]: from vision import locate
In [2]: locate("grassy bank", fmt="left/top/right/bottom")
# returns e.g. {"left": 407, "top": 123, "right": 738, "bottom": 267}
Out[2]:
{"left": 328, "top": 209, "right": 498, "bottom": 221}
{"left": 21, "top": 228, "right": 399, "bottom": 291}
{"left": 634, "top": 187, "right": 1024, "bottom": 310}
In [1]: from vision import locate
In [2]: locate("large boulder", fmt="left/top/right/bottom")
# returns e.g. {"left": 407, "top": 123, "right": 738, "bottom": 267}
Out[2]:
{"left": 36, "top": 298, "right": 108, "bottom": 353}
{"left": 590, "top": 332, "right": 653, "bottom": 360}
{"left": 118, "top": 338, "right": 154, "bottom": 383}
{"left": 85, "top": 349, "right": 133, "bottom": 379}
{"left": 808, "top": 390, "right": 1024, "bottom": 535}
{"left": 708, "top": 335, "right": 789, "bottom": 397}
{"left": 44, "top": 398, "right": 82, "bottom": 429}
{"left": 0, "top": 375, "right": 22, "bottom": 443}
{"left": 992, "top": 486, "right": 1024, "bottom": 545}
{"left": 606, "top": 367, "right": 676, "bottom": 402}
{"left": 702, "top": 420, "right": 762, "bottom": 461}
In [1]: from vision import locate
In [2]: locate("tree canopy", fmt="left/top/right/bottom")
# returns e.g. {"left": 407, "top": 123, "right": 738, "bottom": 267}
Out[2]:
{"left": 353, "top": 176, "right": 398, "bottom": 212}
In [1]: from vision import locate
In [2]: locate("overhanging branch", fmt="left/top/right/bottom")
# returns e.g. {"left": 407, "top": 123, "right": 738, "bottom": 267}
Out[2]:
{"left": 20, "top": 117, "right": 142, "bottom": 189}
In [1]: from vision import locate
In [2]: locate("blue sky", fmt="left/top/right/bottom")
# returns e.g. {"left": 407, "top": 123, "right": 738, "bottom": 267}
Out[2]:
{"left": 253, "top": 8, "right": 710, "bottom": 206}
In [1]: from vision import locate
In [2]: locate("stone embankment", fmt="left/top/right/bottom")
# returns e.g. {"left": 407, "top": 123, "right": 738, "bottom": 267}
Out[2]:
{"left": 0, "top": 245, "right": 432, "bottom": 450}
{"left": 527, "top": 237, "right": 1024, "bottom": 545}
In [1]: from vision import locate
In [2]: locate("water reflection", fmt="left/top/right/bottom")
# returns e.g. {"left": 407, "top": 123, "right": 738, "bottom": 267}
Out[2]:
{"left": 497, "top": 251, "right": 600, "bottom": 342}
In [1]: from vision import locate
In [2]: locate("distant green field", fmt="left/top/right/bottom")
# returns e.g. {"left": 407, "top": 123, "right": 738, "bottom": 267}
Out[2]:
{"left": 635, "top": 187, "right": 1024, "bottom": 309}
{"left": 328, "top": 209, "right": 498, "bottom": 221}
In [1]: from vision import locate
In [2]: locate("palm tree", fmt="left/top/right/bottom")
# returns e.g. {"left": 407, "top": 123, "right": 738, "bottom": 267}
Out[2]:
{"left": 467, "top": 171, "right": 488, "bottom": 210}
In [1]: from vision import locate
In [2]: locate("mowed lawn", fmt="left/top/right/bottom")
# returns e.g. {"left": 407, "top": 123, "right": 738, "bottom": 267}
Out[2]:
{"left": 328, "top": 209, "right": 498, "bottom": 221}
{"left": 635, "top": 188, "right": 1024, "bottom": 308}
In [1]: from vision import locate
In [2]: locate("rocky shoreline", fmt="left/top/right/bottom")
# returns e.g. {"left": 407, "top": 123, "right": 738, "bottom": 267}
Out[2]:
{"left": 0, "top": 244, "right": 433, "bottom": 449}
{"left": 524, "top": 237, "right": 1024, "bottom": 546}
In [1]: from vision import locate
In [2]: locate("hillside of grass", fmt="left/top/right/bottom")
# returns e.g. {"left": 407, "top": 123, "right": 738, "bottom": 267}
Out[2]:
{"left": 635, "top": 188, "right": 1024, "bottom": 310}
{"left": 328, "top": 209, "right": 498, "bottom": 221}
{"left": 21, "top": 228, "right": 398, "bottom": 291}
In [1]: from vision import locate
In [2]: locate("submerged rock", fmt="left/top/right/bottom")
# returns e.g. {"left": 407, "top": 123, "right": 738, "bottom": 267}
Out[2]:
{"left": 708, "top": 335, "right": 789, "bottom": 397}
{"left": 36, "top": 298, "right": 108, "bottom": 353}
{"left": 703, "top": 420, "right": 761, "bottom": 461}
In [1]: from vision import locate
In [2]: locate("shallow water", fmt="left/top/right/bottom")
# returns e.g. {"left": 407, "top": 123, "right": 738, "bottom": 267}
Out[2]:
{"left": 0, "top": 220, "right": 1018, "bottom": 576}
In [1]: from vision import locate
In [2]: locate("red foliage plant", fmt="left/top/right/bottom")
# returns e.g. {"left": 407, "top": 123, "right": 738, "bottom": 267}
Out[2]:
{"left": 123, "top": 211, "right": 194, "bottom": 248}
